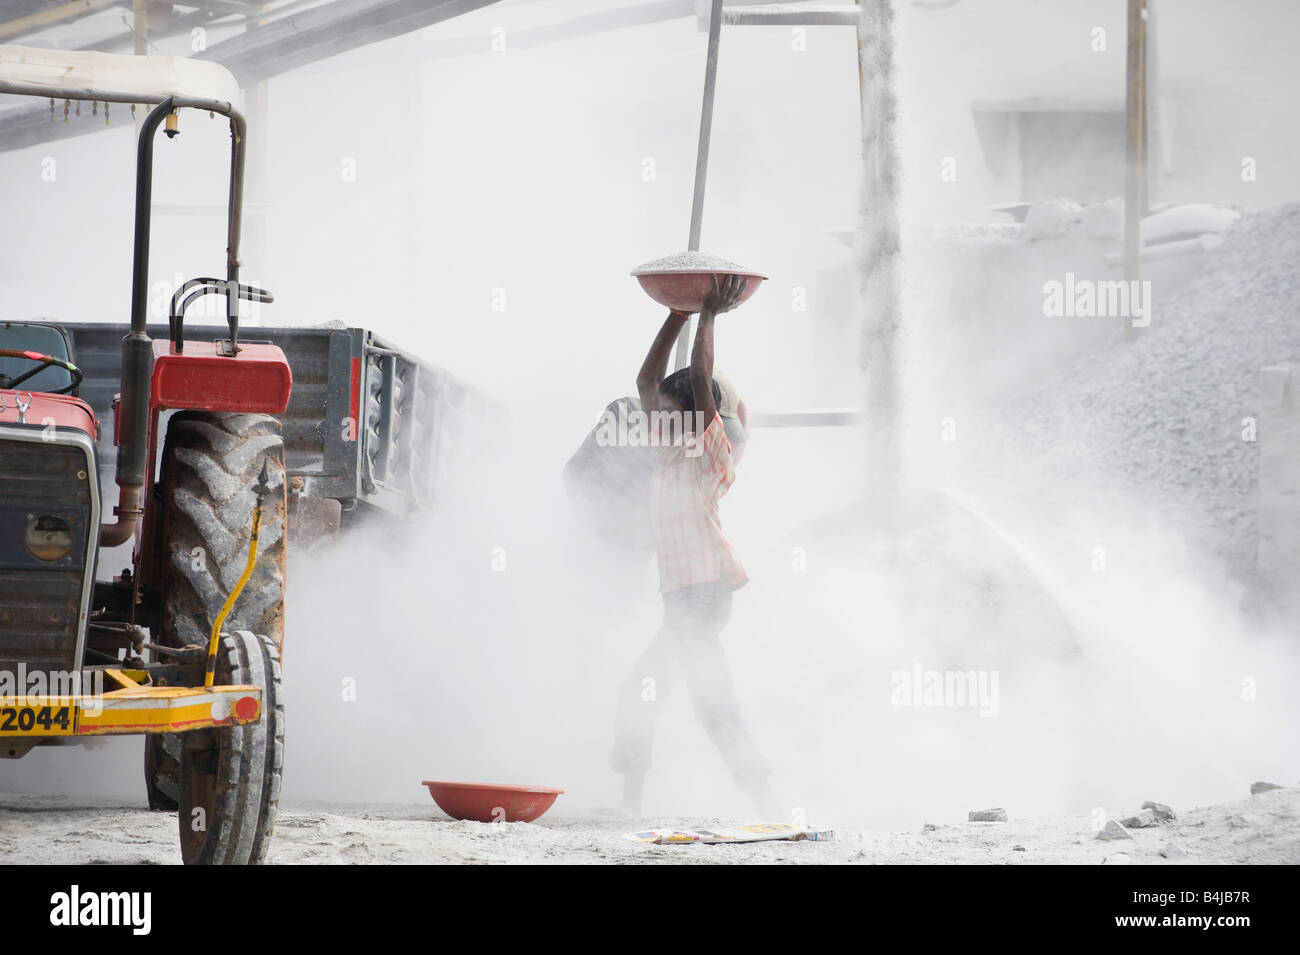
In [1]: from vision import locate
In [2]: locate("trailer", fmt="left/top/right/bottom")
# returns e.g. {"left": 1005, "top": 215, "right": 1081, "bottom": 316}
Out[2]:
{"left": 62, "top": 321, "right": 480, "bottom": 546}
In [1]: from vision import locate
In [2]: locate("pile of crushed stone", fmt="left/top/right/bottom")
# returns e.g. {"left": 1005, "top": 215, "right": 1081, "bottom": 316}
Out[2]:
{"left": 997, "top": 202, "right": 1300, "bottom": 574}
{"left": 631, "top": 250, "right": 747, "bottom": 274}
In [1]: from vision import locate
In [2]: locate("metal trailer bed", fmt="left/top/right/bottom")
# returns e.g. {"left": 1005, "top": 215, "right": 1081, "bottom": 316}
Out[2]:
{"left": 62, "top": 322, "right": 478, "bottom": 535}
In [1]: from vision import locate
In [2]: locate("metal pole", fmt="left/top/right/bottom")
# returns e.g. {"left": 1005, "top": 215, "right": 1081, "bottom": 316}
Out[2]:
{"left": 132, "top": 0, "right": 146, "bottom": 139}
{"left": 244, "top": 2, "right": 274, "bottom": 325}
{"left": 1139, "top": 2, "right": 1150, "bottom": 210}
{"left": 857, "top": 0, "right": 902, "bottom": 503}
{"left": 1145, "top": 0, "right": 1159, "bottom": 207}
{"left": 132, "top": 0, "right": 147, "bottom": 55}
{"left": 1124, "top": 0, "right": 1147, "bottom": 288}
{"left": 673, "top": 0, "right": 724, "bottom": 371}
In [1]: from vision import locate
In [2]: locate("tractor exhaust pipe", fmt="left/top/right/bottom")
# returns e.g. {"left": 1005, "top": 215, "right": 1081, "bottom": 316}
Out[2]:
{"left": 100, "top": 98, "right": 173, "bottom": 548}
{"left": 99, "top": 485, "right": 144, "bottom": 548}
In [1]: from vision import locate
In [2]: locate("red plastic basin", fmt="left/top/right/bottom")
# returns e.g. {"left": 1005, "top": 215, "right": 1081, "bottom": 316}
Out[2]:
{"left": 421, "top": 780, "right": 564, "bottom": 823}
{"left": 634, "top": 270, "right": 767, "bottom": 313}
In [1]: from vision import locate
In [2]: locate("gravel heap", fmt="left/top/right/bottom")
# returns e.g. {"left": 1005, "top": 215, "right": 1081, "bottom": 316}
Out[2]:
{"left": 998, "top": 202, "right": 1300, "bottom": 572}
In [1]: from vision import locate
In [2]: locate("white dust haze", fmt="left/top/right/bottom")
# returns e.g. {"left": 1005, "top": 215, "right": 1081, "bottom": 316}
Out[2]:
{"left": 3, "top": 1, "right": 1297, "bottom": 833}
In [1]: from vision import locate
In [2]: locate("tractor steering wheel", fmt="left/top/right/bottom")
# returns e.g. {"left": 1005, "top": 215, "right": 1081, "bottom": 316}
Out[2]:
{"left": 0, "top": 349, "right": 84, "bottom": 395}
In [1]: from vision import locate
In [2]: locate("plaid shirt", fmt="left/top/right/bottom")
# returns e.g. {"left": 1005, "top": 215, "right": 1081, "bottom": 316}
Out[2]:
{"left": 649, "top": 412, "right": 748, "bottom": 594}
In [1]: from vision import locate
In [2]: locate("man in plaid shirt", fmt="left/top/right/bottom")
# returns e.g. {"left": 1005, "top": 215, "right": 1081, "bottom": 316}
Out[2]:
{"left": 611, "top": 274, "right": 773, "bottom": 815}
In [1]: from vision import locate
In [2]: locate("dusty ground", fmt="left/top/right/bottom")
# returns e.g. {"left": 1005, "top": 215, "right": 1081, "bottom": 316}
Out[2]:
{"left": 1, "top": 786, "right": 1296, "bottom": 864}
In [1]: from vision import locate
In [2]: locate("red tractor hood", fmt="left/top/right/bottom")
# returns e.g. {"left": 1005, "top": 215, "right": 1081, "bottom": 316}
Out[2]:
{"left": 0, "top": 390, "right": 99, "bottom": 438}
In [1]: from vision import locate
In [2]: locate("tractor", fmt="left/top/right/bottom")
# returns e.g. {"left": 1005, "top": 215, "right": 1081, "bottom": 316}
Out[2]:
{"left": 0, "top": 46, "right": 288, "bottom": 864}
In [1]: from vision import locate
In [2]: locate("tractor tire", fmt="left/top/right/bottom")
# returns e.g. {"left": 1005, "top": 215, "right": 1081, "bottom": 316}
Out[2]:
{"left": 145, "top": 411, "right": 287, "bottom": 814}
{"left": 158, "top": 411, "right": 287, "bottom": 648}
{"left": 178, "top": 630, "right": 284, "bottom": 865}
{"left": 144, "top": 734, "right": 182, "bottom": 811}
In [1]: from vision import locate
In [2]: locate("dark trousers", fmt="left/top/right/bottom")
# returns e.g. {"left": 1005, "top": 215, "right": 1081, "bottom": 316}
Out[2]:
{"left": 610, "top": 581, "right": 771, "bottom": 788}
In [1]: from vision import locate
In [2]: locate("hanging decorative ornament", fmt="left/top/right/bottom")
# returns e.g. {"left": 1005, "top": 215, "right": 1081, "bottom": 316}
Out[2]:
{"left": 92, "top": 100, "right": 98, "bottom": 117}
{"left": 104, "top": 102, "right": 110, "bottom": 125}
{"left": 49, "top": 98, "right": 54, "bottom": 123}
{"left": 63, "top": 99, "right": 70, "bottom": 122}
{"left": 74, "top": 101, "right": 80, "bottom": 117}
{"left": 131, "top": 103, "right": 137, "bottom": 118}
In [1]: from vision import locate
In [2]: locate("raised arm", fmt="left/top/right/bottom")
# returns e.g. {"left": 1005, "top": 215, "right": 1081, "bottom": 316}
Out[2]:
{"left": 690, "top": 274, "right": 747, "bottom": 425}
{"left": 636, "top": 310, "right": 689, "bottom": 412}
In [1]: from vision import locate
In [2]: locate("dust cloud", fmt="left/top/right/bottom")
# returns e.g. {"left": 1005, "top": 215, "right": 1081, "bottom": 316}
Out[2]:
{"left": 3, "top": 1, "right": 1297, "bottom": 834}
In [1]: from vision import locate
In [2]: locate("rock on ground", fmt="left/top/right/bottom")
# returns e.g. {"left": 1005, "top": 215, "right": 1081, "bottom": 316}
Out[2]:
{"left": 1120, "top": 809, "right": 1158, "bottom": 829}
{"left": 1142, "top": 800, "right": 1177, "bottom": 822}
{"left": 1096, "top": 819, "right": 1134, "bottom": 841}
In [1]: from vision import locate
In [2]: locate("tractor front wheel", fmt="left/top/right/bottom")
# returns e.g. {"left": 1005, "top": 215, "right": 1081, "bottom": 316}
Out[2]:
{"left": 178, "top": 630, "right": 284, "bottom": 865}
{"left": 145, "top": 411, "right": 287, "bottom": 815}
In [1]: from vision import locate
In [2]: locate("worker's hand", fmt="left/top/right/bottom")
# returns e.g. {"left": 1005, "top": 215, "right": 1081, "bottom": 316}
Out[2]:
{"left": 701, "top": 274, "right": 748, "bottom": 315}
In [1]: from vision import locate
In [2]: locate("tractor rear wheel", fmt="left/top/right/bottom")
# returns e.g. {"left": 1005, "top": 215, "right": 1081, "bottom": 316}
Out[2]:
{"left": 145, "top": 411, "right": 287, "bottom": 815}
{"left": 178, "top": 630, "right": 284, "bottom": 865}
{"left": 144, "top": 734, "right": 182, "bottom": 811}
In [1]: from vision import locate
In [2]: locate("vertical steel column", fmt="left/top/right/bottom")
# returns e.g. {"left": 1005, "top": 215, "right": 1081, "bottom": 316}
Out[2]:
{"left": 1124, "top": 0, "right": 1148, "bottom": 287}
{"left": 243, "top": 7, "right": 271, "bottom": 320}
{"left": 673, "top": 0, "right": 725, "bottom": 371}
{"left": 132, "top": 0, "right": 147, "bottom": 55}
{"left": 857, "top": 0, "right": 902, "bottom": 502}
{"left": 132, "top": 0, "right": 147, "bottom": 140}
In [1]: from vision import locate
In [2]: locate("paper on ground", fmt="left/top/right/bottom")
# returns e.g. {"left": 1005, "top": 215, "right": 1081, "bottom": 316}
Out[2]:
{"left": 628, "top": 823, "right": 835, "bottom": 845}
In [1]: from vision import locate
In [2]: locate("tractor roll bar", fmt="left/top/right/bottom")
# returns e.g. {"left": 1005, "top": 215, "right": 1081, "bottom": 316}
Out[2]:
{"left": 128, "top": 97, "right": 248, "bottom": 337}
{"left": 102, "top": 96, "right": 248, "bottom": 548}
{"left": 0, "top": 46, "right": 247, "bottom": 547}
